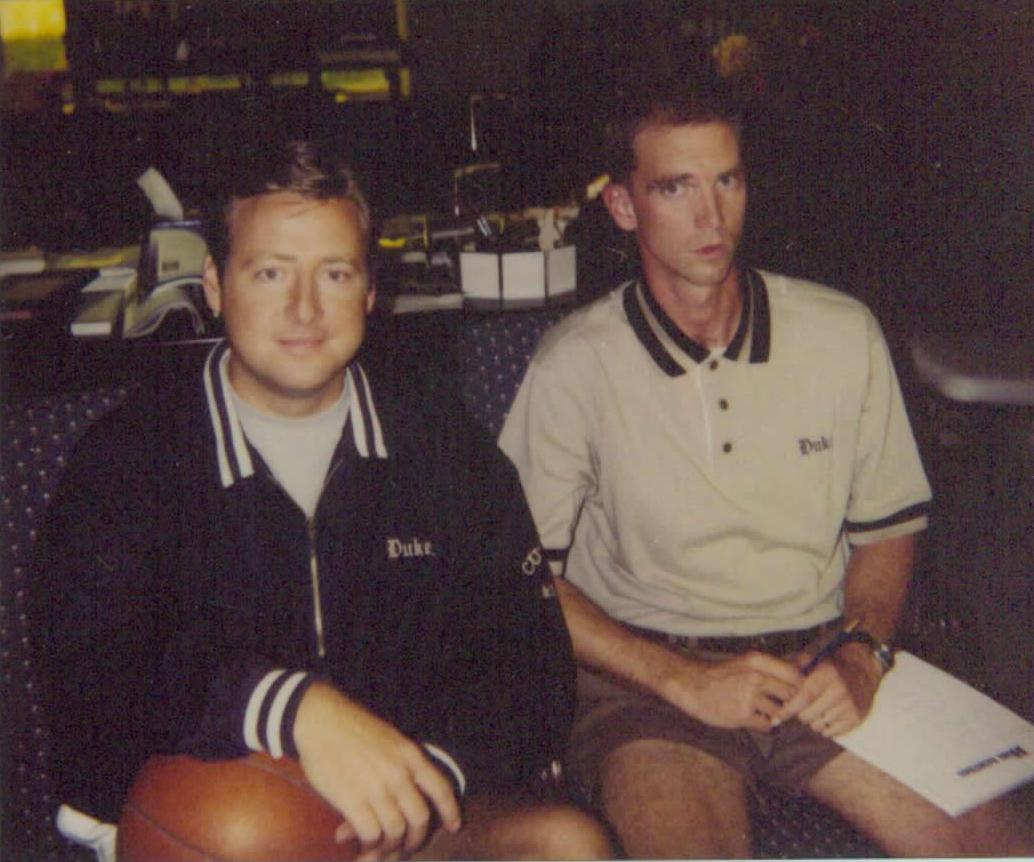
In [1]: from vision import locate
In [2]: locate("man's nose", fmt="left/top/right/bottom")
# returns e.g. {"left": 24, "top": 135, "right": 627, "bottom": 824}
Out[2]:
{"left": 288, "top": 276, "right": 322, "bottom": 323}
{"left": 693, "top": 189, "right": 723, "bottom": 230}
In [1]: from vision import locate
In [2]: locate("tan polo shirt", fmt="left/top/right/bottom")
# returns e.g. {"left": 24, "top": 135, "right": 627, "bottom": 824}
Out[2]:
{"left": 499, "top": 270, "right": 932, "bottom": 637}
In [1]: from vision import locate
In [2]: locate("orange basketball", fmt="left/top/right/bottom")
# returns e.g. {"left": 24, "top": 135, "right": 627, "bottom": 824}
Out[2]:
{"left": 117, "top": 752, "right": 358, "bottom": 861}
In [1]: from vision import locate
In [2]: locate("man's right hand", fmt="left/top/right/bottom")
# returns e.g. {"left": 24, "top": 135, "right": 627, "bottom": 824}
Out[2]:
{"left": 552, "top": 577, "right": 806, "bottom": 733}
{"left": 293, "top": 682, "right": 461, "bottom": 862}
{"left": 657, "top": 650, "right": 804, "bottom": 731}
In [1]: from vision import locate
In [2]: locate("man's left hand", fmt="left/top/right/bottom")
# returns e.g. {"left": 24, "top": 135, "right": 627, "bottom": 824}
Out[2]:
{"left": 772, "top": 643, "right": 882, "bottom": 736}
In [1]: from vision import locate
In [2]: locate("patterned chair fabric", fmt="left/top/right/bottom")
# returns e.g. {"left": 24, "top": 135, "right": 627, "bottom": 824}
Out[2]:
{"left": 1, "top": 386, "right": 133, "bottom": 861}
{"left": 2, "top": 313, "right": 883, "bottom": 860}
{"left": 459, "top": 308, "right": 568, "bottom": 438}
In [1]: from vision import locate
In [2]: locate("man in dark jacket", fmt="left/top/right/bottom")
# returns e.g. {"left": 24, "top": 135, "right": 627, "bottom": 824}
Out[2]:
{"left": 32, "top": 140, "right": 611, "bottom": 862}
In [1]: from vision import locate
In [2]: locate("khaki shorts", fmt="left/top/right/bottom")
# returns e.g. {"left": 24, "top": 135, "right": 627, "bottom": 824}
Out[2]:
{"left": 567, "top": 637, "right": 844, "bottom": 806}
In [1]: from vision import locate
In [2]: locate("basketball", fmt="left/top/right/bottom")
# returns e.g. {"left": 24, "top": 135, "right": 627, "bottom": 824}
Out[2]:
{"left": 117, "top": 751, "right": 359, "bottom": 861}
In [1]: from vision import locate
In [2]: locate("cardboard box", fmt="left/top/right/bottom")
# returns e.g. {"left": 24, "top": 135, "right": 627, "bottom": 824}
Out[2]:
{"left": 460, "top": 246, "right": 576, "bottom": 308}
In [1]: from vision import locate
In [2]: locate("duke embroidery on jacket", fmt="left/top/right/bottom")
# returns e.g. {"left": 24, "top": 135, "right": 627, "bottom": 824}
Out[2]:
{"left": 387, "top": 537, "right": 435, "bottom": 558}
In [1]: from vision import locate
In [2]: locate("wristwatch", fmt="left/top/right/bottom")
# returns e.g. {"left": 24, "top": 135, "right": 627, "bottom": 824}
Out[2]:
{"left": 836, "top": 628, "right": 895, "bottom": 675}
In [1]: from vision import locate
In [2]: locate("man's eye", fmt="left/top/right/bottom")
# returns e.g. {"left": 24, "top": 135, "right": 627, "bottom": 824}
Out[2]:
{"left": 255, "top": 267, "right": 284, "bottom": 282}
{"left": 718, "top": 173, "right": 743, "bottom": 190}
{"left": 323, "top": 268, "right": 357, "bottom": 285}
{"left": 649, "top": 178, "right": 694, "bottom": 199}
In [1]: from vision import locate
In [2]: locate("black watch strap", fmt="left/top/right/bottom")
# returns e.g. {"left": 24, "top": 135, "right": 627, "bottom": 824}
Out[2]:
{"left": 837, "top": 629, "right": 895, "bottom": 674}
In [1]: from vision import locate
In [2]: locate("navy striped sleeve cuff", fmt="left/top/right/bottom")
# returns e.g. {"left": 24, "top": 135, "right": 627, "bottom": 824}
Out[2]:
{"left": 845, "top": 501, "right": 931, "bottom": 534}
{"left": 242, "top": 669, "right": 315, "bottom": 759}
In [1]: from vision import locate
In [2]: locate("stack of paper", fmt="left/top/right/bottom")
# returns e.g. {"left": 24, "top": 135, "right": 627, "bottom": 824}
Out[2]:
{"left": 80, "top": 267, "right": 137, "bottom": 295}
{"left": 0, "top": 249, "right": 45, "bottom": 277}
{"left": 70, "top": 268, "right": 137, "bottom": 338}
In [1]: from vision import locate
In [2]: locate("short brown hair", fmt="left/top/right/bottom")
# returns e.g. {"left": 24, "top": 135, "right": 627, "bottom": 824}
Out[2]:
{"left": 206, "top": 140, "right": 372, "bottom": 274}
{"left": 603, "top": 74, "right": 745, "bottom": 184}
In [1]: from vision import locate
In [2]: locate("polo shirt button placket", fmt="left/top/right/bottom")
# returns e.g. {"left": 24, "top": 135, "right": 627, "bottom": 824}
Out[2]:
{"left": 718, "top": 393, "right": 732, "bottom": 452}
{"left": 706, "top": 358, "right": 731, "bottom": 455}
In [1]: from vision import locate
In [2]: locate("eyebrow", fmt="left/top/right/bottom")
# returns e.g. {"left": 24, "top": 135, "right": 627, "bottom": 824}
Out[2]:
{"left": 239, "top": 252, "right": 294, "bottom": 267}
{"left": 241, "top": 253, "right": 358, "bottom": 267}
{"left": 645, "top": 173, "right": 693, "bottom": 192}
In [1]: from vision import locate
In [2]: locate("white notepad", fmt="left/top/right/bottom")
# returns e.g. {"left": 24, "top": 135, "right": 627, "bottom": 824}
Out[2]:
{"left": 837, "top": 651, "right": 1034, "bottom": 816}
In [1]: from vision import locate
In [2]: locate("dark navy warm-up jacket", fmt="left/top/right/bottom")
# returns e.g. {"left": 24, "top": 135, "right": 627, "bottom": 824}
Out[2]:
{"left": 31, "top": 341, "right": 575, "bottom": 824}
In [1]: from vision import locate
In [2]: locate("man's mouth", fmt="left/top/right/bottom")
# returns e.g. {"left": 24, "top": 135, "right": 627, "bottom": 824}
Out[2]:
{"left": 695, "top": 243, "right": 727, "bottom": 258}
{"left": 279, "top": 336, "right": 324, "bottom": 351}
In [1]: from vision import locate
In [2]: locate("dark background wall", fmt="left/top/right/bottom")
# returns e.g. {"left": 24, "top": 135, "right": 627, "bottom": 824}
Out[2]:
{"left": 2, "top": 0, "right": 1032, "bottom": 334}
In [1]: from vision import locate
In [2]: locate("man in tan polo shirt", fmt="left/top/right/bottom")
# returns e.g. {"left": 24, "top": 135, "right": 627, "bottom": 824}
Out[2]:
{"left": 500, "top": 75, "right": 1033, "bottom": 857}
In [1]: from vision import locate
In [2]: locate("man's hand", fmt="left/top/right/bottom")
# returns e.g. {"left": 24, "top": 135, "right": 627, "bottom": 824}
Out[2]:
{"left": 659, "top": 650, "right": 805, "bottom": 731}
{"left": 293, "top": 682, "right": 461, "bottom": 862}
{"left": 774, "top": 642, "right": 882, "bottom": 736}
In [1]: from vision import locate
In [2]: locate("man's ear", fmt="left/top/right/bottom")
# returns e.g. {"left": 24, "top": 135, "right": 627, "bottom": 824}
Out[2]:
{"left": 201, "top": 255, "right": 222, "bottom": 316}
{"left": 601, "top": 182, "right": 638, "bottom": 232}
{"left": 364, "top": 267, "right": 376, "bottom": 314}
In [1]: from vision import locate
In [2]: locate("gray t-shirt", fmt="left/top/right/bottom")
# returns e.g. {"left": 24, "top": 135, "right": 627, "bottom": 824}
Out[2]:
{"left": 232, "top": 385, "right": 349, "bottom": 519}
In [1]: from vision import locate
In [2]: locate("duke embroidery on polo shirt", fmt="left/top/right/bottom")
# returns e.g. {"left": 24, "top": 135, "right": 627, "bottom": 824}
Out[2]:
{"left": 798, "top": 435, "right": 833, "bottom": 455}
{"left": 386, "top": 537, "right": 435, "bottom": 558}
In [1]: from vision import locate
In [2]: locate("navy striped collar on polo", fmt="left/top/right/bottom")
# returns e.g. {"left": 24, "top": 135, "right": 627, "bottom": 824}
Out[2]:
{"left": 623, "top": 268, "right": 772, "bottom": 376}
{"left": 202, "top": 340, "right": 388, "bottom": 489}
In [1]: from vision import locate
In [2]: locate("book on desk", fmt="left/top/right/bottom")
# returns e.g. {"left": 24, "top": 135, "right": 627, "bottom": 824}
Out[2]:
{"left": 69, "top": 221, "right": 208, "bottom": 339}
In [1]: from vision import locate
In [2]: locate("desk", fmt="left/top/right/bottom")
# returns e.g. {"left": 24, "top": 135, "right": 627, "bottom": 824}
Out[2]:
{"left": 1, "top": 291, "right": 220, "bottom": 401}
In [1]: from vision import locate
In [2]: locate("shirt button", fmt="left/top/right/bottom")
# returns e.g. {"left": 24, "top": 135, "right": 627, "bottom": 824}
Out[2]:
{"left": 722, "top": 442, "right": 733, "bottom": 453}
{"left": 719, "top": 398, "right": 729, "bottom": 410}
{"left": 709, "top": 360, "right": 719, "bottom": 370}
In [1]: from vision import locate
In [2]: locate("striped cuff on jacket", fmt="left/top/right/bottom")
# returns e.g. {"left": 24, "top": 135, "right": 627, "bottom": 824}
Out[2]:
{"left": 242, "top": 669, "right": 315, "bottom": 759}
{"left": 422, "top": 743, "right": 467, "bottom": 798}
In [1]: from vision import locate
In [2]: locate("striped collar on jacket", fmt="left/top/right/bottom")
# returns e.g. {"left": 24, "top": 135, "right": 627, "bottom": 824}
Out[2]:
{"left": 201, "top": 340, "right": 388, "bottom": 489}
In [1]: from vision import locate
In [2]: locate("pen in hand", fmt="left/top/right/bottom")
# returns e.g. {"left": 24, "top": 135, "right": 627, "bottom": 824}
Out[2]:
{"left": 800, "top": 619, "right": 859, "bottom": 675}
